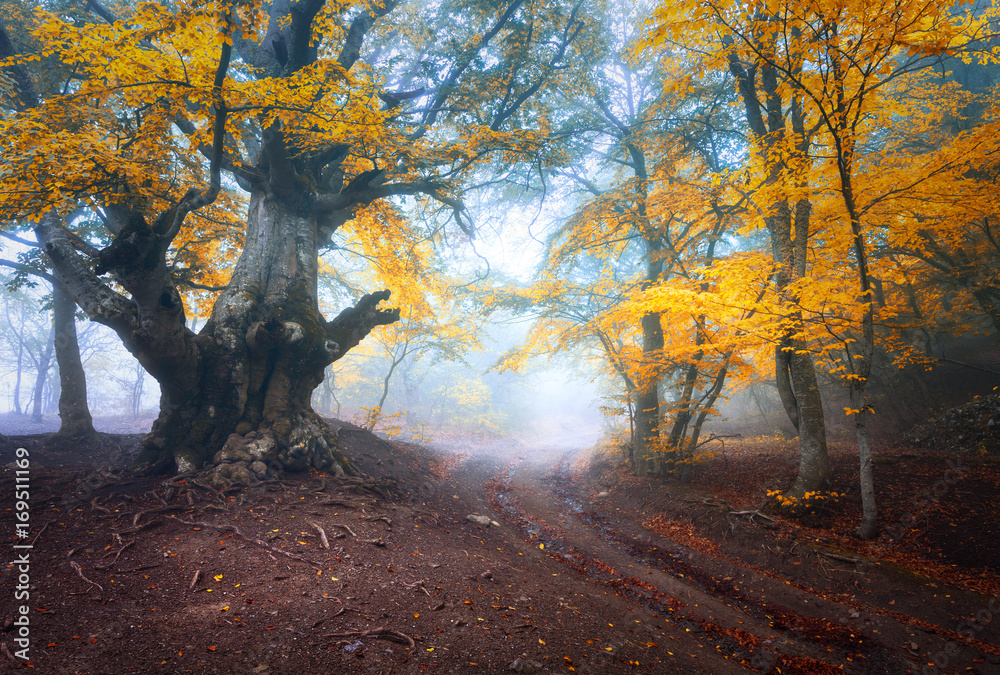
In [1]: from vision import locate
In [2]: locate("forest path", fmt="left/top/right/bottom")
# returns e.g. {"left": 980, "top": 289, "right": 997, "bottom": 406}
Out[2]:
{"left": 446, "top": 435, "right": 991, "bottom": 674}
{"left": 2, "top": 421, "right": 997, "bottom": 674}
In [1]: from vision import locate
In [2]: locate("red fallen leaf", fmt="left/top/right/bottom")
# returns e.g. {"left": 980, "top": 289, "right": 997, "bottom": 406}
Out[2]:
{"left": 265, "top": 626, "right": 275, "bottom": 630}
{"left": 47, "top": 643, "right": 57, "bottom": 647}
{"left": 244, "top": 598, "right": 254, "bottom": 604}
{"left": 207, "top": 645, "right": 217, "bottom": 652}
{"left": 90, "top": 638, "right": 97, "bottom": 644}
{"left": 35, "top": 607, "right": 48, "bottom": 612}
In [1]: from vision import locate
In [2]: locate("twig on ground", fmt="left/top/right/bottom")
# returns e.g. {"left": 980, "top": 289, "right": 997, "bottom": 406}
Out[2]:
{"left": 90, "top": 497, "right": 111, "bottom": 514}
{"left": 190, "top": 569, "right": 202, "bottom": 590}
{"left": 402, "top": 580, "right": 432, "bottom": 596}
{"left": 94, "top": 540, "right": 135, "bottom": 569}
{"left": 729, "top": 509, "right": 776, "bottom": 522}
{"left": 818, "top": 551, "right": 863, "bottom": 565}
{"left": 309, "top": 521, "right": 330, "bottom": 549}
{"left": 30, "top": 520, "right": 51, "bottom": 546}
{"left": 312, "top": 597, "right": 347, "bottom": 626}
{"left": 322, "top": 499, "right": 360, "bottom": 509}
{"left": 363, "top": 515, "right": 392, "bottom": 528}
{"left": 320, "top": 627, "right": 415, "bottom": 649}
{"left": 128, "top": 505, "right": 187, "bottom": 529}
{"left": 331, "top": 523, "right": 356, "bottom": 537}
{"left": 70, "top": 561, "right": 103, "bottom": 592}
{"left": 116, "top": 518, "right": 162, "bottom": 536}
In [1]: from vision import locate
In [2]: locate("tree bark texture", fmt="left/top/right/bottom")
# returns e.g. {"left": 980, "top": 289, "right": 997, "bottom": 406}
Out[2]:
{"left": 633, "top": 309, "right": 664, "bottom": 476}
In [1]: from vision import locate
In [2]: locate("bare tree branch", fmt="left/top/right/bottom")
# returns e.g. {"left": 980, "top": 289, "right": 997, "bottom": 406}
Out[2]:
{"left": 0, "top": 230, "right": 38, "bottom": 248}
{"left": 0, "top": 259, "right": 55, "bottom": 284}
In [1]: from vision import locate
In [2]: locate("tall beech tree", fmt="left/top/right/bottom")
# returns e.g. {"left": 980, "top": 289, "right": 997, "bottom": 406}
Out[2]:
{"left": 0, "top": 250, "right": 97, "bottom": 440}
{"left": 485, "top": 1, "right": 750, "bottom": 478}
{"left": 643, "top": 0, "right": 999, "bottom": 530}
{"left": 0, "top": 0, "right": 589, "bottom": 474}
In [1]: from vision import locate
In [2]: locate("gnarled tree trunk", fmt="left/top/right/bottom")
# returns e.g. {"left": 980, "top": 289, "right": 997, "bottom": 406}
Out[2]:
{"left": 131, "top": 193, "right": 398, "bottom": 476}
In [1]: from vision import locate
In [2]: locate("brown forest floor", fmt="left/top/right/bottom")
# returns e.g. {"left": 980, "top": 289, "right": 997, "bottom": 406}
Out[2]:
{"left": 1, "top": 421, "right": 999, "bottom": 674}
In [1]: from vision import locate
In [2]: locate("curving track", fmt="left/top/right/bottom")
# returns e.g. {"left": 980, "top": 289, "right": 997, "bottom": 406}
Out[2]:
{"left": 444, "top": 433, "right": 991, "bottom": 674}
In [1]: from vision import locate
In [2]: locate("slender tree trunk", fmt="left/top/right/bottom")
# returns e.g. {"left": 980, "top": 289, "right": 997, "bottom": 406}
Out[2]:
{"left": 52, "top": 280, "right": 96, "bottom": 438}
{"left": 787, "top": 349, "right": 829, "bottom": 495}
{"left": 30, "top": 324, "right": 55, "bottom": 423}
{"left": 727, "top": 49, "right": 830, "bottom": 499}
{"left": 632, "top": 171, "right": 665, "bottom": 476}
{"left": 12, "top": 305, "right": 25, "bottom": 415}
{"left": 836, "top": 139, "right": 878, "bottom": 539}
{"left": 370, "top": 351, "right": 405, "bottom": 431}
{"left": 852, "top": 383, "right": 877, "bottom": 538}
{"left": 633, "top": 310, "right": 664, "bottom": 476}
{"left": 132, "top": 361, "right": 145, "bottom": 418}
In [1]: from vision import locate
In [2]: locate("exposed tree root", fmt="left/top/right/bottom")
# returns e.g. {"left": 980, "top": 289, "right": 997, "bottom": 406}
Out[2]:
{"left": 94, "top": 540, "right": 135, "bottom": 570}
{"left": 168, "top": 516, "right": 322, "bottom": 567}
{"left": 69, "top": 561, "right": 103, "bottom": 592}
{"left": 320, "top": 627, "right": 415, "bottom": 649}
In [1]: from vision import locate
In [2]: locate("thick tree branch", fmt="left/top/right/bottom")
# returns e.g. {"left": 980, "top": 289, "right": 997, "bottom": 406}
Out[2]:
{"left": 314, "top": 177, "right": 475, "bottom": 240}
{"left": 0, "top": 230, "right": 38, "bottom": 248}
{"left": 262, "top": 122, "right": 299, "bottom": 194}
{"left": 84, "top": 0, "right": 120, "bottom": 25}
{"left": 286, "top": 0, "right": 326, "bottom": 72}
{"left": 338, "top": 0, "right": 401, "bottom": 71}
{"left": 325, "top": 290, "right": 401, "bottom": 359}
{"left": 177, "top": 279, "right": 229, "bottom": 292}
{"left": 33, "top": 212, "right": 137, "bottom": 338}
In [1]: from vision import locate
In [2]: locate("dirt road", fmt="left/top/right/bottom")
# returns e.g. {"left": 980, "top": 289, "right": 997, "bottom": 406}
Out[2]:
{"left": 451, "top": 434, "right": 998, "bottom": 674}
{"left": 2, "top": 423, "right": 998, "bottom": 673}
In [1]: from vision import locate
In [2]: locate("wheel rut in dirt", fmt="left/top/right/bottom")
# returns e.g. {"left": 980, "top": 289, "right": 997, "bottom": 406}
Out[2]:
{"left": 477, "top": 442, "right": 980, "bottom": 675}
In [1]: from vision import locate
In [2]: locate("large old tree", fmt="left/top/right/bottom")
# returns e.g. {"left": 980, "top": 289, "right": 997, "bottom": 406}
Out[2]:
{"left": 0, "top": 0, "right": 587, "bottom": 474}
